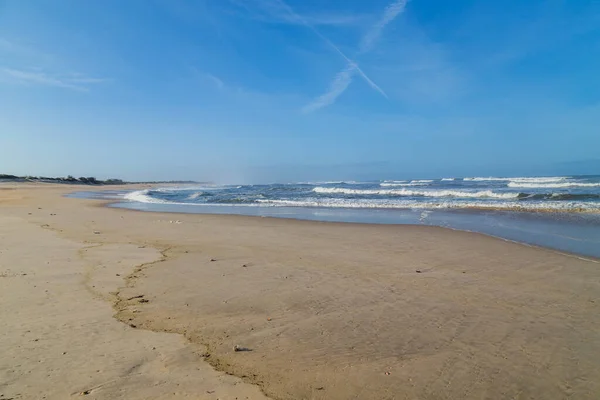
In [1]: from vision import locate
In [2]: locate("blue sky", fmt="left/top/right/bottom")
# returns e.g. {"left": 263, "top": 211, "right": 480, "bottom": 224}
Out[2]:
{"left": 1, "top": 0, "right": 599, "bottom": 183}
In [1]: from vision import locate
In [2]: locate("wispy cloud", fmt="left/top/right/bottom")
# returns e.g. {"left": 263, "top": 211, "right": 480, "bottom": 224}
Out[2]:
{"left": 0, "top": 37, "right": 33, "bottom": 54}
{"left": 205, "top": 73, "right": 225, "bottom": 89}
{"left": 0, "top": 38, "right": 15, "bottom": 51}
{"left": 0, "top": 37, "right": 56, "bottom": 63}
{"left": 1, "top": 37, "right": 108, "bottom": 92}
{"left": 0, "top": 68, "right": 108, "bottom": 92}
{"left": 305, "top": 0, "right": 409, "bottom": 112}
{"left": 190, "top": 67, "right": 225, "bottom": 89}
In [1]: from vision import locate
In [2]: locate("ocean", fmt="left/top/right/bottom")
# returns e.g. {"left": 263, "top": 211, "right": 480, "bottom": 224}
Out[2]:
{"left": 70, "top": 175, "right": 600, "bottom": 258}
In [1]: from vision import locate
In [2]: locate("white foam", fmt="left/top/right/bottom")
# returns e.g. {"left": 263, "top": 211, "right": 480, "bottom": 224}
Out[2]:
{"left": 441, "top": 178, "right": 455, "bottom": 181}
{"left": 313, "top": 187, "right": 519, "bottom": 199}
{"left": 464, "top": 176, "right": 568, "bottom": 183}
{"left": 380, "top": 182, "right": 428, "bottom": 187}
{"left": 463, "top": 177, "right": 508, "bottom": 181}
{"left": 297, "top": 181, "right": 364, "bottom": 185}
{"left": 257, "top": 198, "right": 600, "bottom": 212}
{"left": 150, "top": 185, "right": 233, "bottom": 194}
{"left": 122, "top": 189, "right": 600, "bottom": 213}
{"left": 187, "top": 192, "right": 204, "bottom": 199}
{"left": 124, "top": 190, "right": 170, "bottom": 204}
{"left": 509, "top": 177, "right": 568, "bottom": 183}
{"left": 411, "top": 179, "right": 434, "bottom": 183}
{"left": 508, "top": 182, "right": 600, "bottom": 189}
{"left": 124, "top": 190, "right": 242, "bottom": 206}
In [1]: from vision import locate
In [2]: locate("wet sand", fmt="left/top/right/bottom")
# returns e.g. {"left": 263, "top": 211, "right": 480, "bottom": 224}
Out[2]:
{"left": 1, "top": 183, "right": 600, "bottom": 399}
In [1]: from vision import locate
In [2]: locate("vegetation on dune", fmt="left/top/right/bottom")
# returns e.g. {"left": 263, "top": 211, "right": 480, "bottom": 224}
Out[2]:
{"left": 0, "top": 174, "right": 199, "bottom": 185}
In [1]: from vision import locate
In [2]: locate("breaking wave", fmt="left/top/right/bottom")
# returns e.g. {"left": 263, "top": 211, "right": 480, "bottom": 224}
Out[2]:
{"left": 380, "top": 182, "right": 429, "bottom": 187}
{"left": 508, "top": 182, "right": 600, "bottom": 189}
{"left": 313, "top": 187, "right": 519, "bottom": 199}
{"left": 119, "top": 175, "right": 600, "bottom": 215}
{"left": 257, "top": 198, "right": 599, "bottom": 212}
{"left": 124, "top": 190, "right": 170, "bottom": 204}
{"left": 187, "top": 192, "right": 205, "bottom": 200}
{"left": 464, "top": 176, "right": 567, "bottom": 183}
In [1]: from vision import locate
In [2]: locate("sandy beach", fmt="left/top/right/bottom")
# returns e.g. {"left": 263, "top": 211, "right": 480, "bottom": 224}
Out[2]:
{"left": 2, "top": 183, "right": 600, "bottom": 400}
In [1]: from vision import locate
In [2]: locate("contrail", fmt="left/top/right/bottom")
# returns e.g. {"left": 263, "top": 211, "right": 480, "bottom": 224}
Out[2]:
{"left": 304, "top": 0, "right": 409, "bottom": 112}
{"left": 272, "top": 0, "right": 388, "bottom": 98}
{"left": 302, "top": 64, "right": 355, "bottom": 113}
{"left": 359, "top": 0, "right": 408, "bottom": 53}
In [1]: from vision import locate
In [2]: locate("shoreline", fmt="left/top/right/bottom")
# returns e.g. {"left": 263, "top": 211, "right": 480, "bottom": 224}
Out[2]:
{"left": 78, "top": 188, "right": 600, "bottom": 260}
{"left": 3, "top": 183, "right": 600, "bottom": 399}
{"left": 114, "top": 193, "right": 600, "bottom": 214}
{"left": 104, "top": 201, "right": 600, "bottom": 263}
{"left": 9, "top": 181, "right": 600, "bottom": 275}
{"left": 114, "top": 176, "right": 600, "bottom": 215}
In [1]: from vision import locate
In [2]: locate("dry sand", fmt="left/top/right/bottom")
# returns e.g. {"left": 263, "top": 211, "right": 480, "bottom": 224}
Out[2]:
{"left": 0, "top": 184, "right": 268, "bottom": 400}
{"left": 1, "top": 183, "right": 600, "bottom": 399}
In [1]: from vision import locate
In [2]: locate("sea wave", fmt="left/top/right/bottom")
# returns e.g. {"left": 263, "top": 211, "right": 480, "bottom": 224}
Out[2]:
{"left": 187, "top": 192, "right": 205, "bottom": 199}
{"left": 313, "top": 187, "right": 519, "bottom": 199}
{"left": 509, "top": 177, "right": 568, "bottom": 183}
{"left": 296, "top": 181, "right": 364, "bottom": 185}
{"left": 257, "top": 198, "right": 599, "bottom": 212}
{"left": 508, "top": 182, "right": 600, "bottom": 189}
{"left": 121, "top": 189, "right": 600, "bottom": 212}
{"left": 463, "top": 177, "right": 509, "bottom": 181}
{"left": 151, "top": 185, "right": 229, "bottom": 192}
{"left": 441, "top": 178, "right": 455, "bottom": 181}
{"left": 124, "top": 190, "right": 249, "bottom": 206}
{"left": 411, "top": 179, "right": 434, "bottom": 183}
{"left": 124, "top": 190, "right": 170, "bottom": 204}
{"left": 380, "top": 182, "right": 429, "bottom": 187}
{"left": 464, "top": 176, "right": 568, "bottom": 183}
